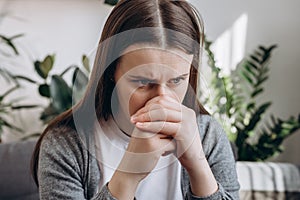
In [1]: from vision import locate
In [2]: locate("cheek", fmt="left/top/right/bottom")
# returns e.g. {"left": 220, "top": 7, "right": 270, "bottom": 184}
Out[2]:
{"left": 128, "top": 92, "right": 150, "bottom": 115}
{"left": 115, "top": 82, "right": 151, "bottom": 116}
{"left": 172, "top": 82, "right": 190, "bottom": 103}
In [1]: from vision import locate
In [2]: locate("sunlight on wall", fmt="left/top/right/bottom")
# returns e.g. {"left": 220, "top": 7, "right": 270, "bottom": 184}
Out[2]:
{"left": 211, "top": 13, "right": 248, "bottom": 75}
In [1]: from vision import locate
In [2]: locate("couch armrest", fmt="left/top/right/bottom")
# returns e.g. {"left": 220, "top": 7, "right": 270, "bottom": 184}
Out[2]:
{"left": 0, "top": 139, "right": 39, "bottom": 199}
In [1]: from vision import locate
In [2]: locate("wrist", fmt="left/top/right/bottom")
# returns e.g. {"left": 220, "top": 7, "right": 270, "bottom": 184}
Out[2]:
{"left": 179, "top": 149, "right": 206, "bottom": 173}
{"left": 108, "top": 170, "right": 140, "bottom": 200}
{"left": 186, "top": 159, "right": 218, "bottom": 197}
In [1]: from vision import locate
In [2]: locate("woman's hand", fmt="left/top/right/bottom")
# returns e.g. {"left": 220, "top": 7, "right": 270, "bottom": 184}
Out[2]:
{"left": 119, "top": 128, "right": 176, "bottom": 179}
{"left": 130, "top": 95, "right": 218, "bottom": 196}
{"left": 108, "top": 123, "right": 176, "bottom": 199}
{"left": 130, "top": 94, "right": 205, "bottom": 172}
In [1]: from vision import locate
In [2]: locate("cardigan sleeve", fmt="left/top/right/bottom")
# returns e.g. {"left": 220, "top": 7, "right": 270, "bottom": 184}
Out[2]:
{"left": 38, "top": 127, "right": 118, "bottom": 200}
{"left": 184, "top": 116, "right": 240, "bottom": 200}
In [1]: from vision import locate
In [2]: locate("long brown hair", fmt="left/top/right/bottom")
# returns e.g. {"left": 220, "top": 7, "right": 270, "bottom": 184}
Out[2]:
{"left": 31, "top": 0, "right": 209, "bottom": 186}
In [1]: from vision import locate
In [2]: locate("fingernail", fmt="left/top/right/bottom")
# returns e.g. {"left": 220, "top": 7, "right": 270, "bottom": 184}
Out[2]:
{"left": 131, "top": 116, "right": 137, "bottom": 122}
{"left": 136, "top": 122, "right": 144, "bottom": 126}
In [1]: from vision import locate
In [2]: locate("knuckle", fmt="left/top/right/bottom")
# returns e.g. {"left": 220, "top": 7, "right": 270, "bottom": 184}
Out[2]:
{"left": 141, "top": 113, "right": 147, "bottom": 121}
{"left": 161, "top": 107, "right": 167, "bottom": 115}
{"left": 157, "top": 99, "right": 165, "bottom": 105}
{"left": 186, "top": 107, "right": 195, "bottom": 116}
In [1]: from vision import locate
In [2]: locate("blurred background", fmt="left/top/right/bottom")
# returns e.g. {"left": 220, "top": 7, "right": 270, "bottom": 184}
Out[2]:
{"left": 0, "top": 0, "right": 299, "bottom": 165}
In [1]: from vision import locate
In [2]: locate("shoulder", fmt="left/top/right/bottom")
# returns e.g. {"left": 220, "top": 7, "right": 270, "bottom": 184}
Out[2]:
{"left": 39, "top": 124, "right": 92, "bottom": 162}
{"left": 38, "top": 124, "right": 93, "bottom": 179}
{"left": 42, "top": 125, "right": 81, "bottom": 148}
{"left": 196, "top": 114, "right": 225, "bottom": 139}
{"left": 196, "top": 114, "right": 232, "bottom": 157}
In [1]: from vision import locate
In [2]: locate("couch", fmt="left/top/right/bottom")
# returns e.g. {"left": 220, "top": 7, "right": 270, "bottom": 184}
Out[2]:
{"left": 1, "top": 140, "right": 300, "bottom": 200}
{"left": 0, "top": 140, "right": 39, "bottom": 200}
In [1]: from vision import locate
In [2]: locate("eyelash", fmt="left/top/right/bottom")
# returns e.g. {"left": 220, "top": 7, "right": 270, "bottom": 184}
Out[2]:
{"left": 168, "top": 77, "right": 186, "bottom": 85}
{"left": 131, "top": 79, "right": 154, "bottom": 87}
{"left": 132, "top": 77, "right": 187, "bottom": 88}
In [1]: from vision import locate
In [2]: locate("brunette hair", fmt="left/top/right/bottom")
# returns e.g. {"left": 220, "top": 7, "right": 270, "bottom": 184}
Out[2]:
{"left": 31, "top": 0, "right": 209, "bottom": 186}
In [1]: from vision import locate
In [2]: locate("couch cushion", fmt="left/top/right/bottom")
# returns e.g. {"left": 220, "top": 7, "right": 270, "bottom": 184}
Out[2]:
{"left": 0, "top": 139, "right": 39, "bottom": 199}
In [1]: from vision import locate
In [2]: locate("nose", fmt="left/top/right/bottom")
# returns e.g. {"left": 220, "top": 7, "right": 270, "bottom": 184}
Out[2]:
{"left": 157, "top": 84, "right": 166, "bottom": 96}
{"left": 154, "top": 84, "right": 171, "bottom": 97}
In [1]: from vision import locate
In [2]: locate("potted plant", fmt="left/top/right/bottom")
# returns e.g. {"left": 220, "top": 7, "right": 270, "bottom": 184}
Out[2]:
{"left": 202, "top": 38, "right": 300, "bottom": 161}
{"left": 13, "top": 54, "right": 90, "bottom": 124}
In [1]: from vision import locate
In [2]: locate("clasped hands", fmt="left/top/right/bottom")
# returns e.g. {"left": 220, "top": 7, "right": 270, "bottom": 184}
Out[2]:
{"left": 118, "top": 94, "right": 205, "bottom": 179}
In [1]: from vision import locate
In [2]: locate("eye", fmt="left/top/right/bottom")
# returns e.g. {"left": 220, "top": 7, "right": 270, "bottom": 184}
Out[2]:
{"left": 131, "top": 79, "right": 154, "bottom": 87}
{"left": 168, "top": 77, "right": 186, "bottom": 85}
{"left": 139, "top": 79, "right": 152, "bottom": 86}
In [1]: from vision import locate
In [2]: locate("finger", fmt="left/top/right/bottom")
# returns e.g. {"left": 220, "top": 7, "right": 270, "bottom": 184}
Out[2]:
{"left": 131, "top": 131, "right": 172, "bottom": 140}
{"left": 146, "top": 94, "right": 180, "bottom": 105}
{"left": 135, "top": 121, "right": 180, "bottom": 137}
{"left": 131, "top": 130, "right": 157, "bottom": 139}
{"left": 132, "top": 107, "right": 181, "bottom": 123}
{"left": 145, "top": 95, "right": 181, "bottom": 111}
{"left": 132, "top": 98, "right": 182, "bottom": 119}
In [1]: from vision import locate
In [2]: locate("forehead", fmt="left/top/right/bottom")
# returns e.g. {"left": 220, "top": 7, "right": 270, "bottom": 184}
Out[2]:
{"left": 117, "top": 45, "right": 194, "bottom": 74}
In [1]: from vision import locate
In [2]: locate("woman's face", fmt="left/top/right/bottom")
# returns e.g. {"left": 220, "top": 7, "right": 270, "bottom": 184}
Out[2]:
{"left": 113, "top": 45, "right": 194, "bottom": 119}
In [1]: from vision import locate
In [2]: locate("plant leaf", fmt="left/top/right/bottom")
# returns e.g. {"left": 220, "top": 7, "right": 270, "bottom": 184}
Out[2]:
{"left": 245, "top": 102, "right": 272, "bottom": 131}
{"left": 255, "top": 76, "right": 269, "bottom": 87}
{"left": 82, "top": 55, "right": 90, "bottom": 72}
{"left": 34, "top": 55, "right": 55, "bottom": 79}
{"left": 0, "top": 118, "right": 22, "bottom": 132}
{"left": 251, "top": 88, "right": 264, "bottom": 98}
{"left": 40, "top": 103, "right": 59, "bottom": 123}
{"left": 60, "top": 65, "right": 77, "bottom": 77}
{"left": 244, "top": 63, "right": 257, "bottom": 77}
{"left": 0, "top": 86, "right": 18, "bottom": 101}
{"left": 38, "top": 84, "right": 50, "bottom": 98}
{"left": 0, "top": 34, "right": 24, "bottom": 55}
{"left": 34, "top": 61, "right": 45, "bottom": 79}
{"left": 72, "top": 68, "right": 89, "bottom": 103}
{"left": 13, "top": 75, "right": 37, "bottom": 84}
{"left": 41, "top": 55, "right": 54, "bottom": 78}
{"left": 11, "top": 105, "right": 39, "bottom": 109}
{"left": 50, "top": 75, "right": 72, "bottom": 112}
{"left": 250, "top": 55, "right": 260, "bottom": 64}
{"left": 241, "top": 71, "right": 254, "bottom": 85}
{"left": 248, "top": 61, "right": 258, "bottom": 70}
{"left": 20, "top": 132, "right": 41, "bottom": 141}
{"left": 72, "top": 68, "right": 88, "bottom": 91}
{"left": 104, "top": 0, "right": 119, "bottom": 5}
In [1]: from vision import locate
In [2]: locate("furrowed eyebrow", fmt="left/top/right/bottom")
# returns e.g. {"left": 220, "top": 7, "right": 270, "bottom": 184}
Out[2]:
{"left": 128, "top": 73, "right": 189, "bottom": 80}
{"left": 176, "top": 73, "right": 189, "bottom": 78}
{"left": 128, "top": 75, "right": 155, "bottom": 80}
{"left": 168, "top": 73, "right": 190, "bottom": 81}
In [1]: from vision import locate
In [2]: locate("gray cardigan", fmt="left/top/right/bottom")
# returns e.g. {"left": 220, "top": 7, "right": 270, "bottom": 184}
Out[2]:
{"left": 38, "top": 114, "right": 240, "bottom": 199}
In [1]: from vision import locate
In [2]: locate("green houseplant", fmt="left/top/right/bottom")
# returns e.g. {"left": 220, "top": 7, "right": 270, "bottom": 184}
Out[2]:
{"left": 202, "top": 39, "right": 300, "bottom": 161}
{"left": 0, "top": 86, "right": 38, "bottom": 142}
{"left": 104, "top": 0, "right": 119, "bottom": 6}
{"left": 0, "top": 34, "right": 38, "bottom": 142}
{"left": 1, "top": 13, "right": 90, "bottom": 141}
{"left": 0, "top": 33, "right": 23, "bottom": 82}
{"left": 14, "top": 54, "right": 90, "bottom": 124}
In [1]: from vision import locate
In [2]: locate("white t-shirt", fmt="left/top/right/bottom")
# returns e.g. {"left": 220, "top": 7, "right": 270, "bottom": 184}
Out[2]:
{"left": 94, "top": 117, "right": 184, "bottom": 200}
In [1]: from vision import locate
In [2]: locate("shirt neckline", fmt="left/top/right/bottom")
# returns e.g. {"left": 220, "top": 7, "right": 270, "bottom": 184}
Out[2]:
{"left": 100, "top": 116, "right": 131, "bottom": 144}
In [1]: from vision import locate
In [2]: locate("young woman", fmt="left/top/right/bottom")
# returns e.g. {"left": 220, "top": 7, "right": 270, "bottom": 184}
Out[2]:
{"left": 31, "top": 0, "right": 240, "bottom": 199}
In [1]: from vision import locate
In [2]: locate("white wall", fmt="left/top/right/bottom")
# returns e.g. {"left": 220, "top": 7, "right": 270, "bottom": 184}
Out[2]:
{"left": 1, "top": 0, "right": 299, "bottom": 164}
